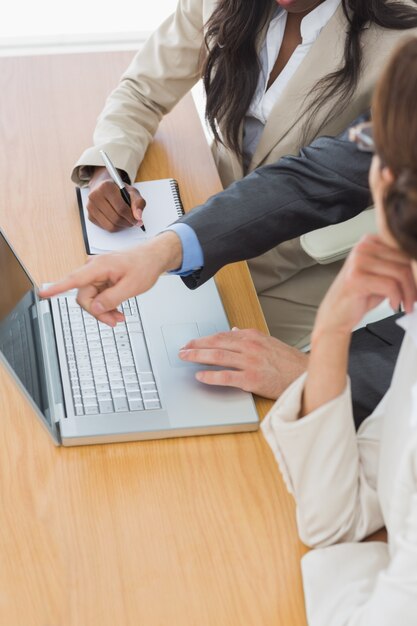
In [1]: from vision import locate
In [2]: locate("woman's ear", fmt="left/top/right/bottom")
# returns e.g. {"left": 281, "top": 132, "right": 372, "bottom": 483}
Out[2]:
{"left": 381, "top": 165, "right": 395, "bottom": 187}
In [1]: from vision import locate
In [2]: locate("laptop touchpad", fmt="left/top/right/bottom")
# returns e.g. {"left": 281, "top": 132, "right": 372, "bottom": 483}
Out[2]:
{"left": 161, "top": 322, "right": 216, "bottom": 367}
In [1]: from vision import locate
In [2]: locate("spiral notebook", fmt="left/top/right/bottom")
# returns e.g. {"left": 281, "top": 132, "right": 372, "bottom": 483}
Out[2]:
{"left": 77, "top": 179, "right": 184, "bottom": 254}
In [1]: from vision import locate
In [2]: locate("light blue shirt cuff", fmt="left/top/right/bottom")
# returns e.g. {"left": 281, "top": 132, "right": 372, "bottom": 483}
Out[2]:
{"left": 163, "top": 223, "right": 204, "bottom": 276}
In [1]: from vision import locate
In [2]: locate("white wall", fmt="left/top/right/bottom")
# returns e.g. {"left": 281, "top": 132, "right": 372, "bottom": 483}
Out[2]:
{"left": 0, "top": 1, "right": 178, "bottom": 53}
{"left": 0, "top": 0, "right": 211, "bottom": 141}
{"left": 1, "top": 1, "right": 178, "bottom": 38}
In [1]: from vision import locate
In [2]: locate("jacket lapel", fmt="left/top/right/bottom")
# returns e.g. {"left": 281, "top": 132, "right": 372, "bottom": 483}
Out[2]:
{"left": 249, "top": 4, "right": 346, "bottom": 170}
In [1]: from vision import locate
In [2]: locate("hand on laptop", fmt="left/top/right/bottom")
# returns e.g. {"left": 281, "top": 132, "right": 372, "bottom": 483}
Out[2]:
{"left": 87, "top": 166, "right": 146, "bottom": 231}
{"left": 39, "top": 232, "right": 183, "bottom": 326}
{"left": 179, "top": 328, "right": 308, "bottom": 399}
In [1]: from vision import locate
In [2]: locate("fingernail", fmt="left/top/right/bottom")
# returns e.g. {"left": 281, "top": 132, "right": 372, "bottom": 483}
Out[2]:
{"left": 232, "top": 327, "right": 239, "bottom": 331}
{"left": 92, "top": 302, "right": 104, "bottom": 314}
{"left": 178, "top": 349, "right": 188, "bottom": 357}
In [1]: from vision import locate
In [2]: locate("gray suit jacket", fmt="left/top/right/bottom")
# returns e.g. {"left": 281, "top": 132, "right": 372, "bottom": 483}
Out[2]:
{"left": 179, "top": 113, "right": 402, "bottom": 427}
{"left": 178, "top": 116, "right": 372, "bottom": 289}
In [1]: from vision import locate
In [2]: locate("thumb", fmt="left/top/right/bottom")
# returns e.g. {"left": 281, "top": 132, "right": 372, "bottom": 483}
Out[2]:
{"left": 129, "top": 189, "right": 146, "bottom": 221}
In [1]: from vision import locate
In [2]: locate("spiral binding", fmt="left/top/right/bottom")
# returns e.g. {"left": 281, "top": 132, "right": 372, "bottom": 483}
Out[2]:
{"left": 169, "top": 179, "right": 185, "bottom": 218}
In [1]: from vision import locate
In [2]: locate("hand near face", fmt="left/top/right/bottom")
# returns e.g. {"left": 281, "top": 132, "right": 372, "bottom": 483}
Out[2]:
{"left": 313, "top": 234, "right": 417, "bottom": 339}
{"left": 179, "top": 328, "right": 308, "bottom": 399}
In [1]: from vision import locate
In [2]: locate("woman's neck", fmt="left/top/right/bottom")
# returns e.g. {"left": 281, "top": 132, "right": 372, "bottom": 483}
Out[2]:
{"left": 266, "top": 13, "right": 303, "bottom": 88}
{"left": 266, "top": 1, "right": 326, "bottom": 89}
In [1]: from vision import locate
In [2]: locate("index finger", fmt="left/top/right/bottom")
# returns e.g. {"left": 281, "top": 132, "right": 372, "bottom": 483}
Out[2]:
{"left": 183, "top": 331, "right": 243, "bottom": 353}
{"left": 360, "top": 235, "right": 411, "bottom": 264}
{"left": 38, "top": 263, "right": 104, "bottom": 299}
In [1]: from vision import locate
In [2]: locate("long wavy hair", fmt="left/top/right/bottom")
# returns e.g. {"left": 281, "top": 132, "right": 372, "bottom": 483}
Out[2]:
{"left": 202, "top": 0, "right": 417, "bottom": 157}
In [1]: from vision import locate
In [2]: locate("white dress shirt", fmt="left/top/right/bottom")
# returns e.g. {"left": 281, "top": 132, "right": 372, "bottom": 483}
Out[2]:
{"left": 261, "top": 309, "right": 417, "bottom": 625}
{"left": 243, "top": 0, "right": 341, "bottom": 171}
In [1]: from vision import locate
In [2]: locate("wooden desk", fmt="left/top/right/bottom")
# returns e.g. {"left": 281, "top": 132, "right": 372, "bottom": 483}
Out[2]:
{"left": 0, "top": 53, "right": 307, "bottom": 626}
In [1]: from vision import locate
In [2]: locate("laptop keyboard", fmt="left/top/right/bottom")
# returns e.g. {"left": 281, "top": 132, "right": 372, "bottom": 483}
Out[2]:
{"left": 59, "top": 296, "right": 161, "bottom": 416}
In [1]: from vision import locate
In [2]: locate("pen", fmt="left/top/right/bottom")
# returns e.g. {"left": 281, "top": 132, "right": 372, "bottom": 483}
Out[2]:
{"left": 99, "top": 149, "right": 145, "bottom": 231}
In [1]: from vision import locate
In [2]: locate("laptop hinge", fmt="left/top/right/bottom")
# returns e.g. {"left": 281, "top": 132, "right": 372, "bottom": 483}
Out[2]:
{"left": 34, "top": 299, "right": 65, "bottom": 424}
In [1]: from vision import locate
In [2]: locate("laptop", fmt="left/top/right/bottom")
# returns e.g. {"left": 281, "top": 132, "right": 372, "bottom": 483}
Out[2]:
{"left": 0, "top": 229, "right": 259, "bottom": 446}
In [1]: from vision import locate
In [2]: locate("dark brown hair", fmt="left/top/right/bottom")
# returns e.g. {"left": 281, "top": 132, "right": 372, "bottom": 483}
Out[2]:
{"left": 373, "top": 37, "right": 417, "bottom": 259}
{"left": 202, "top": 0, "right": 417, "bottom": 157}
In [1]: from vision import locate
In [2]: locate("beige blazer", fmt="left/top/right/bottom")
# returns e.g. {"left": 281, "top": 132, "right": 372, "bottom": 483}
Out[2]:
{"left": 262, "top": 311, "right": 417, "bottom": 625}
{"left": 72, "top": 0, "right": 417, "bottom": 189}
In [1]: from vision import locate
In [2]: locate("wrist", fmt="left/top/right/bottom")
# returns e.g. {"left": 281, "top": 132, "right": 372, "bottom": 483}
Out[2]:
{"left": 90, "top": 166, "right": 130, "bottom": 187}
{"left": 148, "top": 231, "right": 183, "bottom": 273}
{"left": 302, "top": 324, "right": 351, "bottom": 418}
{"left": 310, "top": 323, "right": 352, "bottom": 350}
{"left": 90, "top": 166, "right": 109, "bottom": 188}
{"left": 313, "top": 303, "right": 357, "bottom": 341}
{"left": 309, "top": 324, "right": 351, "bottom": 374}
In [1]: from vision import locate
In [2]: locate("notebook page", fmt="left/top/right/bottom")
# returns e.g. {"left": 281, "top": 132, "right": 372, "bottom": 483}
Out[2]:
{"left": 138, "top": 179, "right": 183, "bottom": 237}
{"left": 79, "top": 179, "right": 183, "bottom": 254}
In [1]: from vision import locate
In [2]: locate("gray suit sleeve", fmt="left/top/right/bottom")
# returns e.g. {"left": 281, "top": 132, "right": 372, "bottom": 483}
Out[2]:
{"left": 177, "top": 120, "right": 372, "bottom": 289}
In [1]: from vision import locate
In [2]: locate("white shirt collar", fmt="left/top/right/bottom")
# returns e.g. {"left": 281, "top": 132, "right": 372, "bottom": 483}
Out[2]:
{"left": 271, "top": 0, "right": 341, "bottom": 44}
{"left": 396, "top": 304, "right": 417, "bottom": 346}
{"left": 243, "top": 0, "right": 341, "bottom": 168}
{"left": 398, "top": 306, "right": 417, "bottom": 428}
{"left": 300, "top": 0, "right": 342, "bottom": 43}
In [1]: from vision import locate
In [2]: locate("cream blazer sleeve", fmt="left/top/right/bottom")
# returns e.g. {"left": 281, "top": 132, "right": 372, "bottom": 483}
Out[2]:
{"left": 300, "top": 494, "right": 417, "bottom": 626}
{"left": 262, "top": 327, "right": 417, "bottom": 626}
{"left": 72, "top": 0, "right": 206, "bottom": 185}
{"left": 261, "top": 374, "right": 385, "bottom": 548}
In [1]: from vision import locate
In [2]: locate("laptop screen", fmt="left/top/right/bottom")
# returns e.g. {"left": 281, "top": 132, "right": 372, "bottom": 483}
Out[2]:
{"left": 0, "top": 231, "right": 53, "bottom": 429}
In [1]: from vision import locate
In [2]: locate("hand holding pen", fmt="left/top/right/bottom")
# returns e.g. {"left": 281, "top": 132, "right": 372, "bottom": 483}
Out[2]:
{"left": 86, "top": 151, "right": 146, "bottom": 232}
